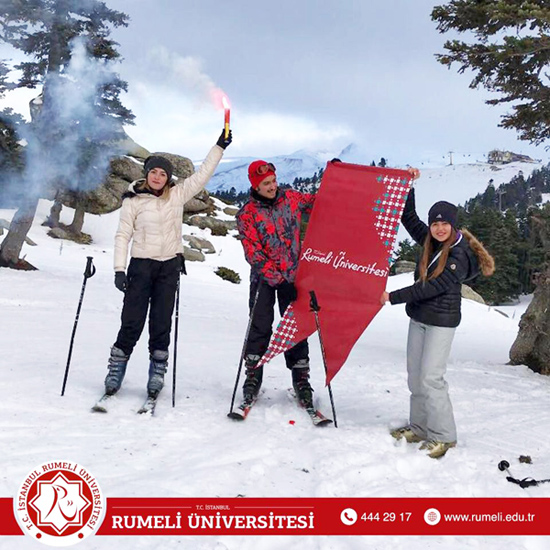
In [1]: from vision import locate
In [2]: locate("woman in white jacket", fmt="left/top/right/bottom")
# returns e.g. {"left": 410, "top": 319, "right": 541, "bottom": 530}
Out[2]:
{"left": 103, "top": 129, "right": 232, "bottom": 399}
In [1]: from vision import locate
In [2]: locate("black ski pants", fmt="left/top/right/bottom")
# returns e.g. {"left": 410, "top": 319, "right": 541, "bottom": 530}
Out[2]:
{"left": 245, "top": 278, "right": 309, "bottom": 369}
{"left": 114, "top": 257, "right": 179, "bottom": 356}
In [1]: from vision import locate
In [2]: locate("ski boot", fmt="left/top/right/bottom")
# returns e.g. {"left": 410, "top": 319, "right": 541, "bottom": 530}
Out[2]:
{"left": 292, "top": 362, "right": 314, "bottom": 409}
{"left": 390, "top": 425, "right": 424, "bottom": 444}
{"left": 147, "top": 349, "right": 169, "bottom": 398}
{"left": 242, "top": 354, "right": 263, "bottom": 402}
{"left": 104, "top": 346, "right": 129, "bottom": 396}
{"left": 420, "top": 440, "right": 456, "bottom": 459}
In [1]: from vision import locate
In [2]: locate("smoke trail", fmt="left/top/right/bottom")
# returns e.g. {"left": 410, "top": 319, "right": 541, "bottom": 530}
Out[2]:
{"left": 6, "top": 36, "right": 124, "bottom": 203}
{"left": 147, "top": 46, "right": 226, "bottom": 108}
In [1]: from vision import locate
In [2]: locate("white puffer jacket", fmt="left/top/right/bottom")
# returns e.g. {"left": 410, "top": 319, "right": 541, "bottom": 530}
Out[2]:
{"left": 114, "top": 144, "right": 224, "bottom": 271}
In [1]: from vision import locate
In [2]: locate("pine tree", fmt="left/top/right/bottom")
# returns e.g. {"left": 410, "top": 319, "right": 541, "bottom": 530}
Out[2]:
{"left": 0, "top": 0, "right": 133, "bottom": 268}
{"left": 391, "top": 238, "right": 421, "bottom": 275}
{"left": 393, "top": 238, "right": 420, "bottom": 263}
{"left": 0, "top": 108, "right": 26, "bottom": 206}
{"left": 463, "top": 205, "right": 520, "bottom": 304}
{"left": 432, "top": 1, "right": 550, "bottom": 144}
{"left": 0, "top": 60, "right": 26, "bottom": 203}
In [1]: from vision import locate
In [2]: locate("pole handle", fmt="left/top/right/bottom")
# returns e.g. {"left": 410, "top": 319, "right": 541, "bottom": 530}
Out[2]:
{"left": 309, "top": 290, "right": 320, "bottom": 312}
{"left": 84, "top": 256, "right": 96, "bottom": 279}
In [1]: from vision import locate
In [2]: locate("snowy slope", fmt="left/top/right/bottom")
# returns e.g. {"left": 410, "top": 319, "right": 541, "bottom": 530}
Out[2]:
{"left": 1, "top": 202, "right": 550, "bottom": 550}
{"left": 205, "top": 143, "right": 543, "bottom": 207}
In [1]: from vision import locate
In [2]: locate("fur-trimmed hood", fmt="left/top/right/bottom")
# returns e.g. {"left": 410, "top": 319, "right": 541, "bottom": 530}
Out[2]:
{"left": 461, "top": 228, "right": 495, "bottom": 277}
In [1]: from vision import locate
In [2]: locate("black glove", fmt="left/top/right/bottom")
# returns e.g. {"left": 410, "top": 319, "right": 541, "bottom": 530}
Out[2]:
{"left": 216, "top": 129, "right": 232, "bottom": 149}
{"left": 176, "top": 253, "right": 187, "bottom": 275}
{"left": 114, "top": 271, "right": 127, "bottom": 292}
{"left": 278, "top": 280, "right": 297, "bottom": 302}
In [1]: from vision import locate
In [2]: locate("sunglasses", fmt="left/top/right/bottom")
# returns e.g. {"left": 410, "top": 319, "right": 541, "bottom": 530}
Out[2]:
{"left": 255, "top": 163, "right": 276, "bottom": 176}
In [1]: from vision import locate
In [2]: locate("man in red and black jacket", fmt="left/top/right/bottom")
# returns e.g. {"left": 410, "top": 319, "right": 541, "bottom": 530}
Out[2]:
{"left": 236, "top": 160, "right": 316, "bottom": 407}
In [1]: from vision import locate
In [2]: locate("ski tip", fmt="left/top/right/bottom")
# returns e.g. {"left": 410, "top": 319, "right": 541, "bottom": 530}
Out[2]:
{"left": 91, "top": 393, "right": 114, "bottom": 413}
{"left": 137, "top": 406, "right": 155, "bottom": 415}
{"left": 314, "top": 418, "right": 333, "bottom": 427}
{"left": 227, "top": 411, "right": 246, "bottom": 421}
{"left": 308, "top": 410, "right": 333, "bottom": 426}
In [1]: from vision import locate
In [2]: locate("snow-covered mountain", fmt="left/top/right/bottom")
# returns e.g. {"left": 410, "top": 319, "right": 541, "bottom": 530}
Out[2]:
{"left": 205, "top": 149, "right": 334, "bottom": 193}
{"left": 205, "top": 143, "right": 389, "bottom": 193}
{"left": 205, "top": 144, "right": 544, "bottom": 206}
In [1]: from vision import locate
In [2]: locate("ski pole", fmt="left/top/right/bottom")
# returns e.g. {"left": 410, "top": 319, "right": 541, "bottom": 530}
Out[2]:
{"left": 309, "top": 290, "right": 338, "bottom": 427}
{"left": 61, "top": 256, "right": 96, "bottom": 396}
{"left": 172, "top": 253, "right": 186, "bottom": 408}
{"left": 228, "top": 283, "right": 261, "bottom": 415}
{"left": 172, "top": 276, "right": 181, "bottom": 407}
{"left": 498, "top": 460, "right": 549, "bottom": 489}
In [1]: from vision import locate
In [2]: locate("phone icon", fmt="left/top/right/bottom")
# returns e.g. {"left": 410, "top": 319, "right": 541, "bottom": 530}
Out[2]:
{"left": 340, "top": 508, "right": 358, "bottom": 525}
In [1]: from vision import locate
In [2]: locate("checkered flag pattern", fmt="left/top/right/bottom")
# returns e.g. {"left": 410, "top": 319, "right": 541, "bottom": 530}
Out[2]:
{"left": 257, "top": 306, "right": 299, "bottom": 367}
{"left": 373, "top": 176, "right": 411, "bottom": 262}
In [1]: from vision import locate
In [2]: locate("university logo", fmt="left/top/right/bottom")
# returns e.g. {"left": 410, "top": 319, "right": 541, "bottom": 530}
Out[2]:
{"left": 14, "top": 461, "right": 105, "bottom": 546}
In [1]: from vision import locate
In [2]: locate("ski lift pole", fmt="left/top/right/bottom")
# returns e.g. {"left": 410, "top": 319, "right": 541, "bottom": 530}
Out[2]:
{"left": 61, "top": 256, "right": 96, "bottom": 396}
{"left": 309, "top": 290, "right": 338, "bottom": 427}
{"left": 228, "top": 284, "right": 261, "bottom": 415}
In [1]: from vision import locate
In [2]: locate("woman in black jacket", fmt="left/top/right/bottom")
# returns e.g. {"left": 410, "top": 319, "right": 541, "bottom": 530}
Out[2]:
{"left": 381, "top": 187, "right": 494, "bottom": 458}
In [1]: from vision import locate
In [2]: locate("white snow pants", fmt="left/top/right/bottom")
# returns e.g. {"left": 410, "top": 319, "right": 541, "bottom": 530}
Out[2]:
{"left": 407, "top": 319, "right": 457, "bottom": 443}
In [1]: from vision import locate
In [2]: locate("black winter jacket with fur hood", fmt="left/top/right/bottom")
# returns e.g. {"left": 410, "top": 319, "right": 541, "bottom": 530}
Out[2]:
{"left": 389, "top": 188, "right": 495, "bottom": 328}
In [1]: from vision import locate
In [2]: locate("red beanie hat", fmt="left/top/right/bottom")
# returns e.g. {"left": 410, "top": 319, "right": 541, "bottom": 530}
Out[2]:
{"left": 248, "top": 160, "right": 276, "bottom": 190}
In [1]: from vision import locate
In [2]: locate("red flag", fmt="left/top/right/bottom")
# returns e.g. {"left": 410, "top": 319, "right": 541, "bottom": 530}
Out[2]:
{"left": 258, "top": 161, "right": 413, "bottom": 384}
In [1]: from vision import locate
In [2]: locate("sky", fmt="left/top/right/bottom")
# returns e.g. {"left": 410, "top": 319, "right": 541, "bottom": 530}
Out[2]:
{"left": 1, "top": 0, "right": 549, "bottom": 166}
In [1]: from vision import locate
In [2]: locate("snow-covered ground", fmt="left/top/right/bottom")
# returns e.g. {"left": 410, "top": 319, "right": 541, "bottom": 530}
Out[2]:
{"left": 1, "top": 200, "right": 550, "bottom": 550}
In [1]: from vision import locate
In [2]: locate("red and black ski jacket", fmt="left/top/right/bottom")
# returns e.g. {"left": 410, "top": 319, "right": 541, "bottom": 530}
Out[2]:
{"left": 236, "top": 188, "right": 315, "bottom": 287}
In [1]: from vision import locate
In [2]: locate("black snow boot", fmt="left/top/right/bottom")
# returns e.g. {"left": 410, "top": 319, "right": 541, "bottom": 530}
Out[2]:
{"left": 104, "top": 346, "right": 129, "bottom": 396}
{"left": 292, "top": 362, "right": 314, "bottom": 409}
{"left": 242, "top": 354, "right": 263, "bottom": 402}
{"left": 147, "top": 349, "right": 168, "bottom": 398}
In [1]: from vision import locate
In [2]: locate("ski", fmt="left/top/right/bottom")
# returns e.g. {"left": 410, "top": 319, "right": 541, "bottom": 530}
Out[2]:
{"left": 304, "top": 407, "right": 333, "bottom": 427}
{"left": 288, "top": 389, "right": 333, "bottom": 427}
{"left": 227, "top": 396, "right": 256, "bottom": 421}
{"left": 137, "top": 395, "right": 157, "bottom": 415}
{"left": 91, "top": 393, "right": 113, "bottom": 413}
{"left": 228, "top": 390, "right": 332, "bottom": 426}
{"left": 91, "top": 393, "right": 158, "bottom": 415}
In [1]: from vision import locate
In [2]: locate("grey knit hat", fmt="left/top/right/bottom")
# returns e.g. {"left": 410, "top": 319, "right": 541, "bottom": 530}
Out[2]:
{"left": 144, "top": 155, "right": 173, "bottom": 182}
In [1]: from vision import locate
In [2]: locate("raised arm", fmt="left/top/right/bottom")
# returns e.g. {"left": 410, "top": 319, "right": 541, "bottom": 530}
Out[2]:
{"left": 175, "top": 129, "right": 232, "bottom": 204}
{"left": 401, "top": 187, "right": 428, "bottom": 246}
